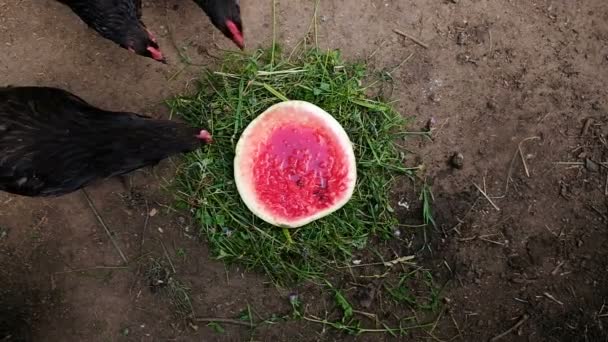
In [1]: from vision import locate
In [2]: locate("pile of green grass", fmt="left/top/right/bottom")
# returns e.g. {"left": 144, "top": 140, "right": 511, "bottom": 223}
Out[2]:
{"left": 168, "top": 47, "right": 414, "bottom": 285}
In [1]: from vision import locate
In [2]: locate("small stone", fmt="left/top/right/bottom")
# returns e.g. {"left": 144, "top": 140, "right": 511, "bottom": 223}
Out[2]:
{"left": 149, "top": 208, "right": 158, "bottom": 217}
{"left": 585, "top": 158, "right": 599, "bottom": 172}
{"left": 450, "top": 152, "right": 464, "bottom": 169}
{"left": 456, "top": 31, "right": 467, "bottom": 45}
{"left": 429, "top": 93, "right": 441, "bottom": 103}
{"left": 425, "top": 117, "right": 437, "bottom": 132}
{"left": 486, "top": 99, "right": 497, "bottom": 110}
{"left": 288, "top": 293, "right": 299, "bottom": 304}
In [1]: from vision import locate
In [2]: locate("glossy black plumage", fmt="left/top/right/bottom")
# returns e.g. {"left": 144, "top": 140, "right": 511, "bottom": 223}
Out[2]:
{"left": 192, "top": 0, "right": 244, "bottom": 49}
{"left": 0, "top": 86, "right": 209, "bottom": 197}
{"left": 57, "top": 0, "right": 165, "bottom": 62}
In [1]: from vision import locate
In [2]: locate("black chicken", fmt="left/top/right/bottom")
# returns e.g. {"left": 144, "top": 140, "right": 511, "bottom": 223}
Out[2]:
{"left": 193, "top": 0, "right": 244, "bottom": 50}
{"left": 57, "top": 0, "right": 167, "bottom": 63}
{"left": 0, "top": 86, "right": 211, "bottom": 197}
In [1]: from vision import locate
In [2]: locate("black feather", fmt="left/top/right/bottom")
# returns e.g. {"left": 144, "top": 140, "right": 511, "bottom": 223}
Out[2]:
{"left": 191, "top": 0, "right": 242, "bottom": 41}
{"left": 0, "top": 86, "right": 208, "bottom": 197}
{"left": 56, "top": 0, "right": 160, "bottom": 59}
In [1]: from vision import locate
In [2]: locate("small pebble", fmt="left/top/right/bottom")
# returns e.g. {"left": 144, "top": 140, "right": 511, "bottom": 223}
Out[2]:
{"left": 397, "top": 199, "right": 409, "bottom": 209}
{"left": 456, "top": 32, "right": 467, "bottom": 45}
{"left": 450, "top": 152, "right": 464, "bottom": 169}
{"left": 288, "top": 293, "right": 299, "bottom": 304}
{"left": 486, "top": 99, "right": 497, "bottom": 110}
{"left": 425, "top": 117, "right": 437, "bottom": 132}
{"left": 585, "top": 158, "right": 599, "bottom": 172}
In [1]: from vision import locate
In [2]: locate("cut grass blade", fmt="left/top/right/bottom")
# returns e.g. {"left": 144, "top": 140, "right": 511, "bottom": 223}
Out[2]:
{"left": 168, "top": 47, "right": 414, "bottom": 285}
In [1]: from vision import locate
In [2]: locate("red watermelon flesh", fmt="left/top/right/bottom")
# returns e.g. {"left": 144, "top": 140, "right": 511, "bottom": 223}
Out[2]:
{"left": 234, "top": 101, "right": 357, "bottom": 228}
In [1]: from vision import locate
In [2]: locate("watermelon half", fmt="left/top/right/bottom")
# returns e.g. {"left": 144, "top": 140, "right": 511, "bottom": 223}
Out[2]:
{"left": 234, "top": 101, "right": 357, "bottom": 228}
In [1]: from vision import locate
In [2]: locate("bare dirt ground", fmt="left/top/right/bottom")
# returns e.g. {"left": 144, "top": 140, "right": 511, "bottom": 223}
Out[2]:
{"left": 1, "top": 0, "right": 607, "bottom": 341}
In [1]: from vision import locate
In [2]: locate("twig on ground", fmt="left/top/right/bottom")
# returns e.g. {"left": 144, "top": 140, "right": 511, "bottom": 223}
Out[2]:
{"left": 389, "top": 52, "right": 415, "bottom": 75}
{"left": 543, "top": 225, "right": 558, "bottom": 237}
{"left": 500, "top": 136, "right": 541, "bottom": 197}
{"left": 443, "top": 260, "right": 453, "bottom": 274}
{"left": 429, "top": 307, "right": 445, "bottom": 336}
{"left": 554, "top": 161, "right": 608, "bottom": 168}
{"left": 141, "top": 199, "right": 150, "bottom": 250}
{"left": 473, "top": 183, "right": 500, "bottom": 211}
{"left": 581, "top": 118, "right": 594, "bottom": 136}
{"left": 488, "top": 29, "right": 493, "bottom": 53}
{"left": 554, "top": 161, "right": 584, "bottom": 165}
{"left": 383, "top": 255, "right": 416, "bottom": 267}
{"left": 393, "top": 29, "right": 429, "bottom": 49}
{"left": 82, "top": 189, "right": 128, "bottom": 264}
{"left": 194, "top": 317, "right": 255, "bottom": 327}
{"left": 478, "top": 237, "right": 506, "bottom": 246}
{"left": 159, "top": 239, "right": 177, "bottom": 274}
{"left": 489, "top": 314, "right": 530, "bottom": 341}
{"left": 338, "top": 255, "right": 415, "bottom": 268}
{"left": 353, "top": 309, "right": 378, "bottom": 321}
{"left": 518, "top": 147, "right": 530, "bottom": 177}
{"left": 449, "top": 310, "right": 463, "bottom": 340}
{"left": 519, "top": 137, "right": 540, "bottom": 177}
{"left": 55, "top": 266, "right": 128, "bottom": 274}
{"left": 367, "top": 39, "right": 387, "bottom": 60}
{"left": 543, "top": 292, "right": 564, "bottom": 305}
{"left": 551, "top": 261, "right": 565, "bottom": 275}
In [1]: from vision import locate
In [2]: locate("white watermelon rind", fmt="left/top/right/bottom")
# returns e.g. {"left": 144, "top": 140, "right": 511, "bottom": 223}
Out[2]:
{"left": 234, "top": 100, "right": 357, "bottom": 228}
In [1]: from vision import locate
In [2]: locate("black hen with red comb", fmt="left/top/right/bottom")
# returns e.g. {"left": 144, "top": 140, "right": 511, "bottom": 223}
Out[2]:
{"left": 192, "top": 0, "right": 244, "bottom": 49}
{"left": 57, "top": 0, "right": 167, "bottom": 63}
{"left": 0, "top": 86, "right": 212, "bottom": 197}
